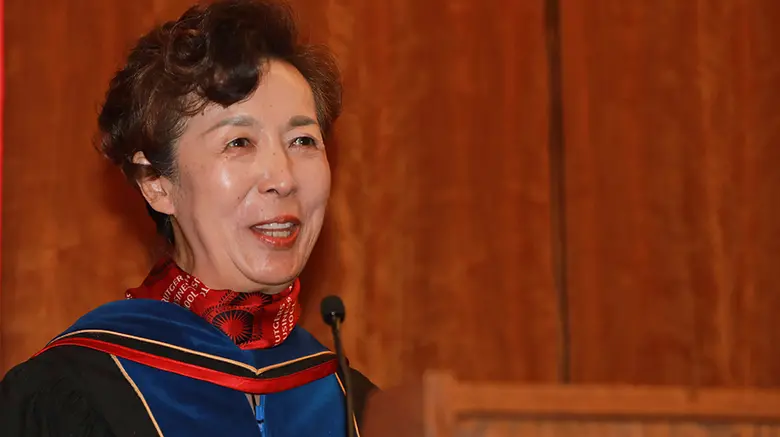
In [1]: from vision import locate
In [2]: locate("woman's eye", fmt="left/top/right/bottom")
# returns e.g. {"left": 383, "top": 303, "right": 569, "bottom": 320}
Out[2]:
{"left": 291, "top": 136, "right": 317, "bottom": 147}
{"left": 227, "top": 137, "right": 252, "bottom": 148}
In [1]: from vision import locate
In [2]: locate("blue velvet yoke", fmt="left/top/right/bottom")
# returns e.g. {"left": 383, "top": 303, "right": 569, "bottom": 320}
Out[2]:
{"left": 49, "top": 299, "right": 351, "bottom": 437}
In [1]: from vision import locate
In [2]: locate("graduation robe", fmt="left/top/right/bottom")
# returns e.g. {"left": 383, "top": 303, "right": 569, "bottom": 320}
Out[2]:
{"left": 0, "top": 298, "right": 376, "bottom": 437}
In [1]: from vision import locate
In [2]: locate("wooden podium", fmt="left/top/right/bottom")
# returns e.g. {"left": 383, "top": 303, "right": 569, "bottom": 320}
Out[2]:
{"left": 361, "top": 371, "right": 780, "bottom": 436}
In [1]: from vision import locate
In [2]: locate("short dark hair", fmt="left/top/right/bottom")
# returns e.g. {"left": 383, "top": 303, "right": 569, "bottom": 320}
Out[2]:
{"left": 97, "top": 0, "right": 342, "bottom": 244}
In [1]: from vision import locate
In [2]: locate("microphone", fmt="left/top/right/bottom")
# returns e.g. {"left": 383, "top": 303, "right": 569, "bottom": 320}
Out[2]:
{"left": 320, "top": 295, "right": 355, "bottom": 437}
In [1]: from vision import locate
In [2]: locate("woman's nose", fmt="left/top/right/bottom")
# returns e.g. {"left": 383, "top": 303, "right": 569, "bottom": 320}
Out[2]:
{"left": 257, "top": 147, "right": 296, "bottom": 197}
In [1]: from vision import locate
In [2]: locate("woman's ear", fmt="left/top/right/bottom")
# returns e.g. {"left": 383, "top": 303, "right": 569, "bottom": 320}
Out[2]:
{"left": 132, "top": 151, "right": 176, "bottom": 216}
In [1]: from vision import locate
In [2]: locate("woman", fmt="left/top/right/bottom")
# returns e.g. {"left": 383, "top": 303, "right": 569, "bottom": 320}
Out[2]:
{"left": 0, "top": 0, "right": 376, "bottom": 435}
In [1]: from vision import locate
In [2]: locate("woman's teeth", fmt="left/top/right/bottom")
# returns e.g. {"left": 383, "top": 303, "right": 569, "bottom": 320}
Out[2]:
{"left": 253, "top": 222, "right": 296, "bottom": 237}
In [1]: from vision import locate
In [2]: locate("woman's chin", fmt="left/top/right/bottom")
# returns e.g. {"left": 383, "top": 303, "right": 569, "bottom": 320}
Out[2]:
{"left": 231, "top": 245, "right": 308, "bottom": 289}
{"left": 242, "top": 260, "right": 301, "bottom": 288}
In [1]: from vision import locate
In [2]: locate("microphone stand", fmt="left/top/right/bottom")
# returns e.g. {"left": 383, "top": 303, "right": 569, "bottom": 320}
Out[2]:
{"left": 329, "top": 317, "right": 356, "bottom": 437}
{"left": 321, "top": 295, "right": 356, "bottom": 437}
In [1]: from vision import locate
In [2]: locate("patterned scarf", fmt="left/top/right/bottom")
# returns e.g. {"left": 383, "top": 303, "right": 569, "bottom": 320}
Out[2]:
{"left": 126, "top": 257, "right": 300, "bottom": 350}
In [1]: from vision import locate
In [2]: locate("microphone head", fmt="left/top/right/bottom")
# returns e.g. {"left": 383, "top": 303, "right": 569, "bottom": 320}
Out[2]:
{"left": 320, "top": 295, "right": 346, "bottom": 327}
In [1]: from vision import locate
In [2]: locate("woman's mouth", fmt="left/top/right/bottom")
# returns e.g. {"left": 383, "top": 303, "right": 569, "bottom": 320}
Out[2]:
{"left": 251, "top": 216, "right": 301, "bottom": 249}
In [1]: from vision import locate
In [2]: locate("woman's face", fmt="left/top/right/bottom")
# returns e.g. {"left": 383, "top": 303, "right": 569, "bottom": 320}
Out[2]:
{"left": 144, "top": 60, "right": 331, "bottom": 293}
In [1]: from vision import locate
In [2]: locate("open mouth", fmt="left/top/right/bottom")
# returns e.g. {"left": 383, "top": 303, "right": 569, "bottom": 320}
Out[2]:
{"left": 253, "top": 221, "right": 297, "bottom": 237}
{"left": 251, "top": 217, "right": 301, "bottom": 249}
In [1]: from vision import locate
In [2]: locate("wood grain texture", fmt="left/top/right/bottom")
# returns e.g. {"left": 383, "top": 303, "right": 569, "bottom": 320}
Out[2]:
{"left": 1, "top": 0, "right": 168, "bottom": 372}
{"left": 1, "top": 0, "right": 559, "bottom": 387}
{"left": 561, "top": 0, "right": 780, "bottom": 386}
{"left": 294, "top": 0, "right": 558, "bottom": 386}
{"left": 363, "top": 372, "right": 780, "bottom": 437}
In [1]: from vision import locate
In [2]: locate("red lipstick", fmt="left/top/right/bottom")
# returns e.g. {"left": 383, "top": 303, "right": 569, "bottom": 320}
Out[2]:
{"left": 250, "top": 215, "right": 301, "bottom": 249}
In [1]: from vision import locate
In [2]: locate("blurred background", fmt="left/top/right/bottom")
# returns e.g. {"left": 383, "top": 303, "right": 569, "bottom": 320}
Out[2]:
{"left": 2, "top": 0, "right": 780, "bottom": 392}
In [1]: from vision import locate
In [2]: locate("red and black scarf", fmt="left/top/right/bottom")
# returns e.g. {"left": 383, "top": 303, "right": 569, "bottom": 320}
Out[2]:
{"left": 126, "top": 258, "right": 301, "bottom": 350}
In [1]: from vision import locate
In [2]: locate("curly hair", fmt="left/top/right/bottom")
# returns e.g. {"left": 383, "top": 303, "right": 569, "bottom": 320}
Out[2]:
{"left": 97, "top": 0, "right": 342, "bottom": 244}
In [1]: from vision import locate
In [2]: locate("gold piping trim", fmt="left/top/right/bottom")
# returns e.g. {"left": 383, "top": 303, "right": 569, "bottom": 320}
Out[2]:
{"left": 55, "top": 329, "right": 335, "bottom": 375}
{"left": 111, "top": 355, "right": 165, "bottom": 437}
{"left": 254, "top": 350, "right": 335, "bottom": 373}
{"left": 335, "top": 373, "right": 362, "bottom": 437}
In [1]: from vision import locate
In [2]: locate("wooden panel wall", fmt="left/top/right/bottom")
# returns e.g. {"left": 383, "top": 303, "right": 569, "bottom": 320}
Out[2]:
{"left": 562, "top": 1, "right": 780, "bottom": 386}
{"left": 3, "top": 0, "right": 780, "bottom": 389}
{"left": 0, "top": 0, "right": 558, "bottom": 387}
{"left": 293, "top": 0, "right": 558, "bottom": 385}
{"left": 0, "top": 0, "right": 188, "bottom": 372}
